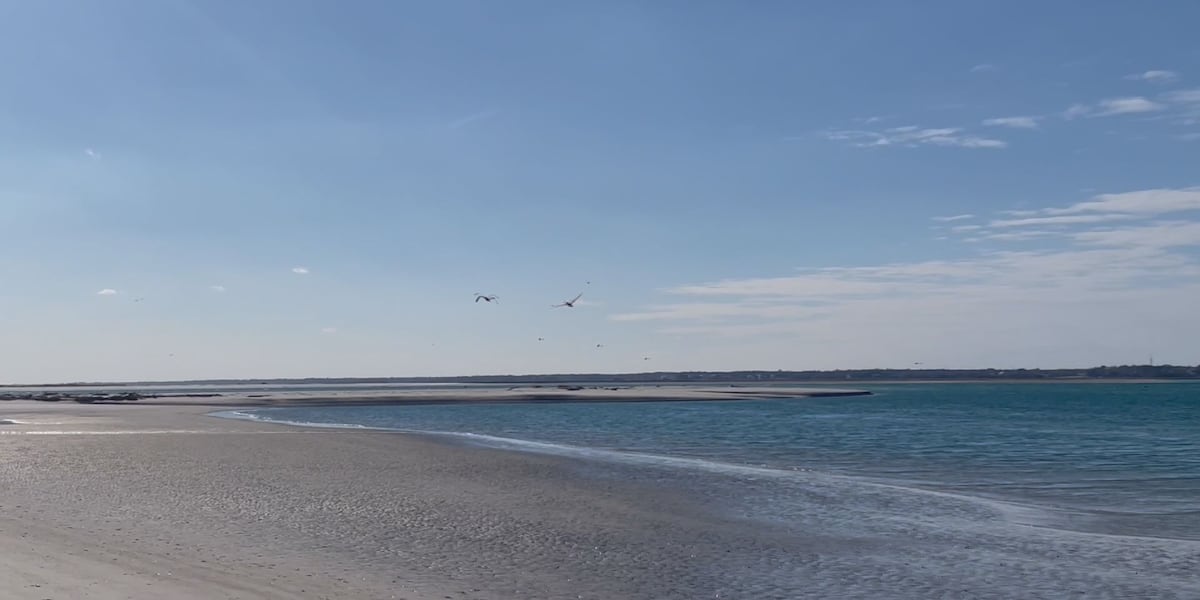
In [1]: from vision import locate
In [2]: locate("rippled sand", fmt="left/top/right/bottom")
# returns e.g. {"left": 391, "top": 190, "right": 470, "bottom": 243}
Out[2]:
{"left": 2, "top": 400, "right": 1197, "bottom": 599}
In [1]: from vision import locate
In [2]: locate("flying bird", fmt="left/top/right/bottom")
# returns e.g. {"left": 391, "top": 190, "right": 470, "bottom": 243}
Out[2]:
{"left": 474, "top": 293, "right": 498, "bottom": 303}
{"left": 595, "top": 344, "right": 604, "bottom": 348}
{"left": 553, "top": 293, "right": 582, "bottom": 308}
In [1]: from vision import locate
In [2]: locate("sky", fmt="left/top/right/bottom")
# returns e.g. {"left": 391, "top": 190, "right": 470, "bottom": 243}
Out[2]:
{"left": 2, "top": 1, "right": 1199, "bottom": 383}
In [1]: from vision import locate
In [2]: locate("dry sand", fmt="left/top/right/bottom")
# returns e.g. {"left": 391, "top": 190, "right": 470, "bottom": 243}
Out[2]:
{"left": 3, "top": 395, "right": 1198, "bottom": 599}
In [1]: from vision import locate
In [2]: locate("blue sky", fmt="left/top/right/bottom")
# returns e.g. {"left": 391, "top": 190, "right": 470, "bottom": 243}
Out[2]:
{"left": 2, "top": 1, "right": 1199, "bottom": 382}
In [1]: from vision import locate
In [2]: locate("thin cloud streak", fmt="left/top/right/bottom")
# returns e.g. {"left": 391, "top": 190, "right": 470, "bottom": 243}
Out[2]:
{"left": 1125, "top": 70, "right": 1179, "bottom": 84}
{"left": 1022, "top": 188, "right": 1200, "bottom": 216}
{"left": 448, "top": 109, "right": 501, "bottom": 129}
{"left": 989, "top": 214, "right": 1139, "bottom": 228}
{"left": 825, "top": 126, "right": 1006, "bottom": 149}
{"left": 982, "top": 116, "right": 1039, "bottom": 129}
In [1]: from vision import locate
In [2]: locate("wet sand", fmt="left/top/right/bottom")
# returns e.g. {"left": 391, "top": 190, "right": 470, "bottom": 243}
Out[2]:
{"left": 3, "top": 399, "right": 1198, "bottom": 599}
{"left": 1, "top": 400, "right": 802, "bottom": 599}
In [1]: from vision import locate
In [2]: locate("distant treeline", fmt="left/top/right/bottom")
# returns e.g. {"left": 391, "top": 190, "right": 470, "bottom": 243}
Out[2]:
{"left": 20, "top": 364, "right": 1200, "bottom": 387}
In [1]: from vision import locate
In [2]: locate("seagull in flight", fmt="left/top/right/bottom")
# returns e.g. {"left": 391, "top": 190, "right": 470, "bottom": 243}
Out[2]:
{"left": 474, "top": 293, "right": 498, "bottom": 304}
{"left": 553, "top": 293, "right": 582, "bottom": 308}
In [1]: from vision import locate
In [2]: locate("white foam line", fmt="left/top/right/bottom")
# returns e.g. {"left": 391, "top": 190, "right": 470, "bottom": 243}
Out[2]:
{"left": 218, "top": 410, "right": 837, "bottom": 480}
{"left": 215, "top": 409, "right": 1100, "bottom": 534}
{"left": 212, "top": 410, "right": 373, "bottom": 430}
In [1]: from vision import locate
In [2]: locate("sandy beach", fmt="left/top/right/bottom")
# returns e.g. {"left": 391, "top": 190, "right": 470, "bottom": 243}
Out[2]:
{"left": 1, "top": 398, "right": 807, "bottom": 599}
{"left": 3, "top": 396, "right": 1198, "bottom": 599}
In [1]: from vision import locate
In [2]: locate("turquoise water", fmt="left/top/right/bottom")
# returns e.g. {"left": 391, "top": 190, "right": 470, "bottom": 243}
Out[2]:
{"left": 223, "top": 383, "right": 1200, "bottom": 540}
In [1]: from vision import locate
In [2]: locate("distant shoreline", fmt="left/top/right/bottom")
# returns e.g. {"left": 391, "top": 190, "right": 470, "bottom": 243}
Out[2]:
{"left": 0, "top": 385, "right": 873, "bottom": 408}
{"left": 4, "top": 364, "right": 1198, "bottom": 388}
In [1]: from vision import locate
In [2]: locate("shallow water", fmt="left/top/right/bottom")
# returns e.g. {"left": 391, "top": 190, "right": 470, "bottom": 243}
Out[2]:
{"left": 221, "top": 383, "right": 1200, "bottom": 541}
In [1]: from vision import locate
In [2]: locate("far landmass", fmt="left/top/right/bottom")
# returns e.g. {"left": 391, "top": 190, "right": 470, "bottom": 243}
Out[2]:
{"left": 7, "top": 364, "right": 1199, "bottom": 388}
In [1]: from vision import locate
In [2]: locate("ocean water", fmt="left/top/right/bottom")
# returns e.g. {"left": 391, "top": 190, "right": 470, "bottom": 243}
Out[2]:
{"left": 220, "top": 383, "right": 1200, "bottom": 542}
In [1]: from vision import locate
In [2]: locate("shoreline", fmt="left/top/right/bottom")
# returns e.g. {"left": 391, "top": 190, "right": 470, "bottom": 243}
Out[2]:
{"left": 3, "top": 400, "right": 1197, "bottom": 599}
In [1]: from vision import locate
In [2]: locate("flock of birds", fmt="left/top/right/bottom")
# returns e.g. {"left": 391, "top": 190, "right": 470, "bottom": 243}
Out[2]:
{"left": 472, "top": 288, "right": 651, "bottom": 361}
{"left": 111, "top": 281, "right": 654, "bottom": 363}
{"left": 474, "top": 292, "right": 584, "bottom": 308}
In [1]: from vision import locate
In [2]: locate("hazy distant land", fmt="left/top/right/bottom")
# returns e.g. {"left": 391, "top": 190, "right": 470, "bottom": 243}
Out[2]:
{"left": 4, "top": 364, "right": 1199, "bottom": 389}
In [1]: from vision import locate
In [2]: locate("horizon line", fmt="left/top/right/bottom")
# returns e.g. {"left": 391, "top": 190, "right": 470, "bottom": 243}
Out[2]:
{"left": 3, "top": 364, "right": 1197, "bottom": 388}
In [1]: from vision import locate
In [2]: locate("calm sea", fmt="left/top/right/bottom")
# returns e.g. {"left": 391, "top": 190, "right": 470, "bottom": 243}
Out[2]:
{"left": 219, "top": 383, "right": 1200, "bottom": 541}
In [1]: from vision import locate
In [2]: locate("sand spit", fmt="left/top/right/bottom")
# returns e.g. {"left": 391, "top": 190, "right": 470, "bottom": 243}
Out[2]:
{"left": 2, "top": 385, "right": 872, "bottom": 409}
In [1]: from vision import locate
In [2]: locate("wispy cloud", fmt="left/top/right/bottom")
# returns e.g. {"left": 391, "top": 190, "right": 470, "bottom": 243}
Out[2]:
{"left": 1162, "top": 88, "right": 1200, "bottom": 125}
{"left": 825, "top": 126, "right": 1006, "bottom": 149}
{"left": 988, "top": 213, "right": 1139, "bottom": 228}
{"left": 291, "top": 267, "right": 310, "bottom": 275}
{"left": 1164, "top": 89, "right": 1200, "bottom": 105}
{"left": 982, "top": 116, "right": 1039, "bottom": 129}
{"left": 1125, "top": 70, "right": 1179, "bottom": 84}
{"left": 321, "top": 327, "right": 338, "bottom": 334}
{"left": 84, "top": 148, "right": 100, "bottom": 159}
{"left": 210, "top": 285, "right": 227, "bottom": 293}
{"left": 1062, "top": 97, "right": 1165, "bottom": 119}
{"left": 969, "top": 63, "right": 995, "bottom": 73}
{"left": 448, "top": 109, "right": 501, "bottom": 129}
{"left": 1073, "top": 220, "right": 1200, "bottom": 249}
{"left": 612, "top": 187, "right": 1200, "bottom": 367}
{"left": 1063, "top": 104, "right": 1091, "bottom": 120}
{"left": 1095, "top": 97, "right": 1165, "bottom": 116}
{"left": 1014, "top": 188, "right": 1200, "bottom": 217}
{"left": 933, "top": 214, "right": 975, "bottom": 222}
{"left": 96, "top": 289, "right": 118, "bottom": 296}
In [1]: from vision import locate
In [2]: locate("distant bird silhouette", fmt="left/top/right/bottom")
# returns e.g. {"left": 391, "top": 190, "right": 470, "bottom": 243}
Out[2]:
{"left": 595, "top": 344, "right": 604, "bottom": 348}
{"left": 133, "top": 297, "right": 145, "bottom": 303}
{"left": 474, "top": 293, "right": 498, "bottom": 303}
{"left": 553, "top": 293, "right": 582, "bottom": 308}
{"left": 537, "top": 337, "right": 545, "bottom": 341}
{"left": 643, "top": 357, "right": 651, "bottom": 361}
